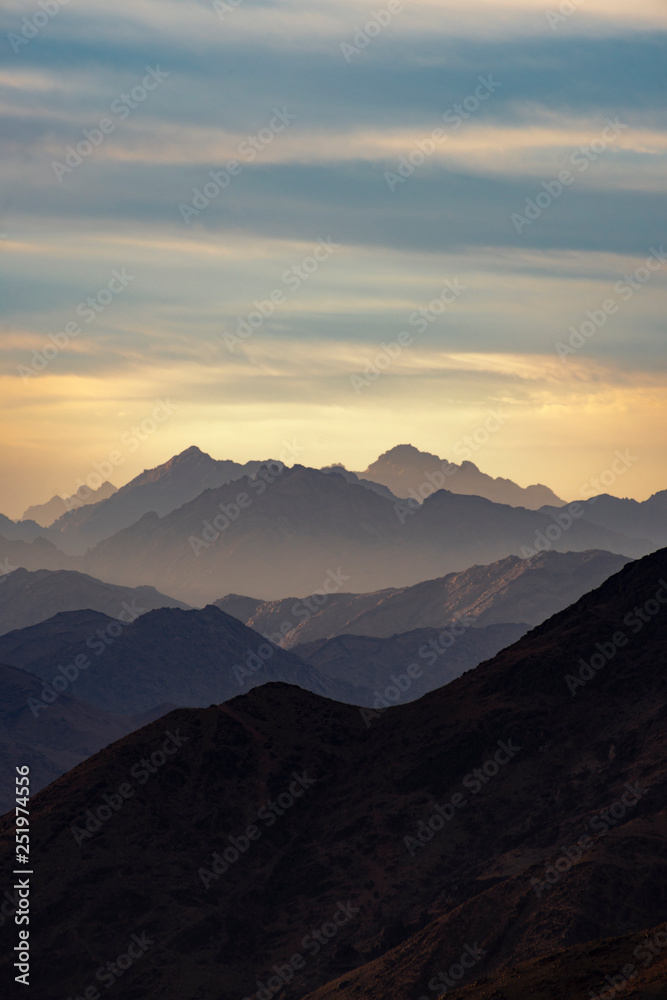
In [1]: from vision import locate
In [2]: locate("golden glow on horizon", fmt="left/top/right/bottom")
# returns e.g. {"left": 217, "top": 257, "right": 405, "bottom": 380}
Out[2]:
{"left": 1, "top": 356, "right": 665, "bottom": 517}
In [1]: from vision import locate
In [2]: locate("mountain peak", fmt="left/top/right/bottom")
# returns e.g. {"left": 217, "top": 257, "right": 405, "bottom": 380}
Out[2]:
{"left": 164, "top": 445, "right": 211, "bottom": 465}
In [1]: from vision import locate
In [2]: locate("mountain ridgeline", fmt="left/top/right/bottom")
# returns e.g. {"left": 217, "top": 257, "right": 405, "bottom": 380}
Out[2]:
{"left": 0, "top": 548, "right": 665, "bottom": 1000}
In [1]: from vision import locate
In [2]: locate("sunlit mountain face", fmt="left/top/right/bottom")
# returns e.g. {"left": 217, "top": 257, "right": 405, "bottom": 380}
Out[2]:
{"left": 1, "top": 1, "right": 666, "bottom": 997}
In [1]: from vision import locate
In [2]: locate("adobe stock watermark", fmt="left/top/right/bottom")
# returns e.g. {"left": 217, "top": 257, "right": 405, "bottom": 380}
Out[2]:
{"left": 417, "top": 942, "right": 487, "bottom": 999}
{"left": 404, "top": 739, "right": 522, "bottom": 856}
{"left": 0, "top": 557, "right": 19, "bottom": 585}
{"left": 565, "top": 581, "right": 667, "bottom": 695}
{"left": 70, "top": 730, "right": 188, "bottom": 846}
{"left": 64, "top": 931, "right": 154, "bottom": 998}
{"left": 556, "top": 246, "right": 667, "bottom": 362}
{"left": 233, "top": 568, "right": 351, "bottom": 687}
{"left": 520, "top": 449, "right": 638, "bottom": 561}
{"left": 27, "top": 600, "right": 145, "bottom": 717}
{"left": 7, "top": 0, "right": 70, "bottom": 54}
{"left": 17, "top": 268, "right": 135, "bottom": 380}
{"left": 189, "top": 447, "right": 306, "bottom": 557}
{"left": 223, "top": 238, "right": 340, "bottom": 352}
{"left": 511, "top": 118, "right": 628, "bottom": 233}
{"left": 198, "top": 771, "right": 316, "bottom": 888}
{"left": 546, "top": 0, "right": 586, "bottom": 31}
{"left": 350, "top": 278, "right": 467, "bottom": 393}
{"left": 384, "top": 75, "right": 501, "bottom": 191}
{"left": 52, "top": 67, "right": 169, "bottom": 181}
{"left": 588, "top": 925, "right": 667, "bottom": 1000}
{"left": 242, "top": 901, "right": 360, "bottom": 1000}
{"left": 531, "top": 781, "right": 647, "bottom": 898}
{"left": 212, "top": 0, "right": 243, "bottom": 19}
{"left": 340, "top": 0, "right": 410, "bottom": 62}
{"left": 179, "top": 107, "right": 296, "bottom": 224}
{"left": 241, "top": 567, "right": 352, "bottom": 651}
{"left": 63, "top": 399, "right": 178, "bottom": 507}
{"left": 393, "top": 411, "right": 507, "bottom": 524}
{"left": 360, "top": 615, "right": 477, "bottom": 728}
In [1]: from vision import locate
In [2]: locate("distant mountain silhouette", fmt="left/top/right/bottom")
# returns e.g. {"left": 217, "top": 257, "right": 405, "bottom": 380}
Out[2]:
{"left": 0, "top": 604, "right": 368, "bottom": 715}
{"left": 22, "top": 480, "right": 116, "bottom": 527}
{"left": 82, "top": 465, "right": 647, "bottom": 604}
{"left": 293, "top": 622, "right": 528, "bottom": 700}
{"left": 217, "top": 549, "right": 630, "bottom": 646}
{"left": 0, "top": 660, "right": 168, "bottom": 814}
{"left": 0, "top": 567, "right": 188, "bottom": 634}
{"left": 541, "top": 489, "right": 667, "bottom": 549}
{"left": 47, "top": 446, "right": 275, "bottom": 554}
{"left": 0, "top": 534, "right": 77, "bottom": 575}
{"left": 356, "top": 444, "right": 565, "bottom": 508}
{"left": 320, "top": 464, "right": 400, "bottom": 501}
{"left": 0, "top": 512, "right": 44, "bottom": 543}
{"left": 2, "top": 547, "right": 665, "bottom": 999}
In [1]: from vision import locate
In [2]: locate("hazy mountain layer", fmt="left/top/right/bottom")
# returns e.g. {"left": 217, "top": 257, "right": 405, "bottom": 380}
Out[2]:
{"left": 22, "top": 480, "right": 116, "bottom": 527}
{"left": 0, "top": 567, "right": 188, "bottom": 634}
{"left": 0, "top": 661, "right": 166, "bottom": 814}
{"left": 47, "top": 446, "right": 275, "bottom": 554}
{"left": 356, "top": 444, "right": 565, "bottom": 508}
{"left": 1, "top": 548, "right": 665, "bottom": 999}
{"left": 541, "top": 490, "right": 667, "bottom": 549}
{"left": 293, "top": 622, "right": 528, "bottom": 700}
{"left": 83, "top": 465, "right": 647, "bottom": 604}
{"left": 1, "top": 605, "right": 368, "bottom": 715}
{"left": 217, "top": 549, "right": 630, "bottom": 647}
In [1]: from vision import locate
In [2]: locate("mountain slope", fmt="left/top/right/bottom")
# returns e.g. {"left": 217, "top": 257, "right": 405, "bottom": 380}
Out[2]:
{"left": 0, "top": 661, "right": 162, "bottom": 814}
{"left": 216, "top": 549, "right": 630, "bottom": 647}
{"left": 47, "top": 446, "right": 273, "bottom": 554}
{"left": 0, "top": 567, "right": 189, "bottom": 634}
{"left": 542, "top": 490, "right": 667, "bottom": 549}
{"left": 357, "top": 444, "right": 565, "bottom": 508}
{"left": 83, "top": 465, "right": 647, "bottom": 604}
{"left": 2, "top": 604, "right": 368, "bottom": 714}
{"left": 0, "top": 512, "right": 44, "bottom": 543}
{"left": 1, "top": 548, "right": 665, "bottom": 999}
{"left": 293, "top": 622, "right": 528, "bottom": 701}
{"left": 22, "top": 480, "right": 117, "bottom": 527}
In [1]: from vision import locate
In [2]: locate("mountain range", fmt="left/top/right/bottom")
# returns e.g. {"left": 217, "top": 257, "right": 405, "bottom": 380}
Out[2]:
{"left": 292, "top": 622, "right": 528, "bottom": 701}
{"left": 0, "top": 661, "right": 167, "bottom": 814}
{"left": 79, "top": 465, "right": 649, "bottom": 604}
{"left": 1, "top": 450, "right": 660, "bottom": 611}
{"left": 22, "top": 480, "right": 117, "bottom": 527}
{"left": 1, "top": 547, "right": 665, "bottom": 999}
{"left": 355, "top": 444, "right": 566, "bottom": 508}
{"left": 0, "top": 605, "right": 369, "bottom": 716}
{"left": 217, "top": 549, "right": 630, "bottom": 647}
{"left": 0, "top": 567, "right": 188, "bottom": 634}
{"left": 542, "top": 490, "right": 667, "bottom": 550}
{"left": 47, "top": 446, "right": 274, "bottom": 554}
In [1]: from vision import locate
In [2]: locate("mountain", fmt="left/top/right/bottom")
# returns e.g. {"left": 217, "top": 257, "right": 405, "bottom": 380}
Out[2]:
{"left": 0, "top": 512, "right": 44, "bottom": 543}
{"left": 0, "top": 604, "right": 368, "bottom": 715}
{"left": 356, "top": 444, "right": 565, "bottom": 508}
{"left": 293, "top": 622, "right": 528, "bottom": 701}
{"left": 541, "top": 489, "right": 667, "bottom": 550}
{"left": 216, "top": 549, "right": 630, "bottom": 647}
{"left": 47, "top": 446, "right": 273, "bottom": 554}
{"left": 0, "top": 609, "right": 129, "bottom": 677}
{"left": 22, "top": 480, "right": 117, "bottom": 527}
{"left": 82, "top": 465, "right": 647, "bottom": 605}
{"left": 0, "top": 567, "right": 189, "bottom": 634}
{"left": 2, "top": 547, "right": 665, "bottom": 999}
{"left": 0, "top": 661, "right": 168, "bottom": 814}
{"left": 0, "top": 534, "right": 77, "bottom": 576}
{"left": 320, "top": 464, "right": 400, "bottom": 501}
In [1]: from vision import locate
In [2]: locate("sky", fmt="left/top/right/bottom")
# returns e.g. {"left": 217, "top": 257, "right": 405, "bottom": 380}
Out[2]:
{"left": 1, "top": 0, "right": 666, "bottom": 517}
